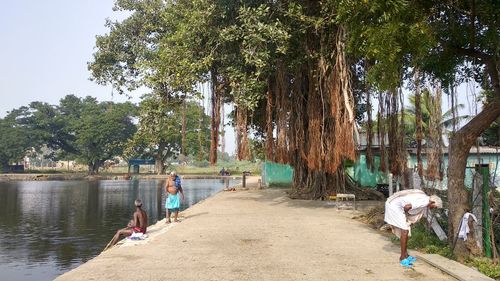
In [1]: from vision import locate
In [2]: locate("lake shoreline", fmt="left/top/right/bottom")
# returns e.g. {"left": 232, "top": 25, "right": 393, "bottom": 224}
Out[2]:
{"left": 0, "top": 173, "right": 241, "bottom": 182}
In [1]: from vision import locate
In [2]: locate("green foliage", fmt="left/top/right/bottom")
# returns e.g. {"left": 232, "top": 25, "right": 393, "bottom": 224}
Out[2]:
{"left": 480, "top": 89, "right": 500, "bottom": 146}
{"left": 399, "top": 222, "right": 454, "bottom": 259}
{"left": 0, "top": 117, "right": 31, "bottom": 168}
{"left": 221, "top": 4, "right": 290, "bottom": 109}
{"left": 403, "top": 90, "right": 470, "bottom": 145}
{"left": 89, "top": 0, "right": 167, "bottom": 93}
{"left": 66, "top": 98, "right": 137, "bottom": 174}
{"left": 465, "top": 258, "right": 500, "bottom": 280}
{"left": 0, "top": 95, "right": 137, "bottom": 174}
{"left": 125, "top": 94, "right": 211, "bottom": 171}
{"left": 337, "top": 0, "right": 435, "bottom": 90}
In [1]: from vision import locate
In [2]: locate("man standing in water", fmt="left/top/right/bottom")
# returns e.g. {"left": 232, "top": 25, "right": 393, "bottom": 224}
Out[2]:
{"left": 165, "top": 171, "right": 184, "bottom": 223}
{"left": 104, "top": 199, "right": 148, "bottom": 250}
{"left": 384, "top": 189, "right": 442, "bottom": 268}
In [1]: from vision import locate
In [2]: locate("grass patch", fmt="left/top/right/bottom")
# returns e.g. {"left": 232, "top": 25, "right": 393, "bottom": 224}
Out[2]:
{"left": 389, "top": 222, "right": 454, "bottom": 259}
{"left": 268, "top": 183, "right": 292, "bottom": 188}
{"left": 407, "top": 222, "right": 453, "bottom": 257}
{"left": 465, "top": 258, "right": 500, "bottom": 280}
{"left": 394, "top": 222, "right": 500, "bottom": 279}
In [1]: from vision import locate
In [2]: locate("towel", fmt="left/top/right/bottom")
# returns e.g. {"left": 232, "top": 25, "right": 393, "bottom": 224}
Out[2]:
{"left": 458, "top": 212, "right": 478, "bottom": 241}
{"left": 128, "top": 232, "right": 148, "bottom": 241}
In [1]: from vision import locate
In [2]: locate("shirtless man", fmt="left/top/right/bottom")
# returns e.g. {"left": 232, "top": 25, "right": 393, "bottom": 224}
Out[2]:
{"left": 165, "top": 171, "right": 184, "bottom": 223}
{"left": 104, "top": 199, "right": 148, "bottom": 251}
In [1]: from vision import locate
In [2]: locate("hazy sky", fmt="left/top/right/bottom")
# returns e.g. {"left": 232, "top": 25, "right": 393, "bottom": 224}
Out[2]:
{"left": 0, "top": 0, "right": 138, "bottom": 116}
{"left": 0, "top": 1, "right": 237, "bottom": 154}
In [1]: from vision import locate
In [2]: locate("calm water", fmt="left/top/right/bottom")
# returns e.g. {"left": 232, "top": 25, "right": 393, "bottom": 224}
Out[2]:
{"left": 0, "top": 178, "right": 237, "bottom": 281}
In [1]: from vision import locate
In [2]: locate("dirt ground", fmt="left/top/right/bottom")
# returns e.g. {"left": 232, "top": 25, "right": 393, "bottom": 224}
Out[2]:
{"left": 56, "top": 179, "right": 454, "bottom": 281}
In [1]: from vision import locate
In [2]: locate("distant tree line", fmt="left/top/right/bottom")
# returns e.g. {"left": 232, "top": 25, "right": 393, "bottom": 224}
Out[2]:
{"left": 0, "top": 94, "right": 211, "bottom": 174}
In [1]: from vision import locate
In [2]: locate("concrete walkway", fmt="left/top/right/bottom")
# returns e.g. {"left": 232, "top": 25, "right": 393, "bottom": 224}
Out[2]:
{"left": 57, "top": 180, "right": 455, "bottom": 281}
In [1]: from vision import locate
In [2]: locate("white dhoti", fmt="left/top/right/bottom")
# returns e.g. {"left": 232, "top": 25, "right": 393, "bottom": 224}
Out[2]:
{"left": 384, "top": 190, "right": 429, "bottom": 238}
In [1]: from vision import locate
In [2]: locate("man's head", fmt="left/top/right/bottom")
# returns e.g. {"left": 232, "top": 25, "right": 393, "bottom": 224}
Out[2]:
{"left": 170, "top": 171, "right": 176, "bottom": 177}
{"left": 429, "top": 195, "right": 443, "bottom": 209}
{"left": 134, "top": 199, "right": 143, "bottom": 208}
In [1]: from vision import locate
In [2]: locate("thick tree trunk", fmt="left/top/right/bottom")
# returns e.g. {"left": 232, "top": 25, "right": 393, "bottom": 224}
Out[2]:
{"left": 275, "top": 61, "right": 289, "bottom": 163}
{"left": 290, "top": 156, "right": 347, "bottom": 199}
{"left": 448, "top": 100, "right": 500, "bottom": 258}
{"left": 88, "top": 161, "right": 100, "bottom": 175}
{"left": 236, "top": 106, "right": 251, "bottom": 161}
{"left": 209, "top": 69, "right": 222, "bottom": 165}
{"left": 155, "top": 158, "right": 166, "bottom": 175}
{"left": 155, "top": 142, "right": 167, "bottom": 175}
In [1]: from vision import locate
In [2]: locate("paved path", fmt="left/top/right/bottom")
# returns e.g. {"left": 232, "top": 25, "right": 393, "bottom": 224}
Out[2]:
{"left": 57, "top": 183, "right": 454, "bottom": 281}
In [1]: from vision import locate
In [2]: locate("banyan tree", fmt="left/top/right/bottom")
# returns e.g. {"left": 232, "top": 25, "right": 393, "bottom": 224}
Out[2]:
{"left": 219, "top": 2, "right": 359, "bottom": 199}
{"left": 91, "top": 0, "right": 500, "bottom": 257}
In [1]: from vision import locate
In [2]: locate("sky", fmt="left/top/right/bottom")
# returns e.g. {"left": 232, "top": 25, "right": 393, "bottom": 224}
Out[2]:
{"left": 0, "top": 0, "right": 236, "bottom": 155}
{"left": 0, "top": 0, "right": 137, "bottom": 113}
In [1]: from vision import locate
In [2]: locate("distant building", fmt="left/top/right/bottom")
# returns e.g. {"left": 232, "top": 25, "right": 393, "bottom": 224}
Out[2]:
{"left": 352, "top": 131, "right": 500, "bottom": 188}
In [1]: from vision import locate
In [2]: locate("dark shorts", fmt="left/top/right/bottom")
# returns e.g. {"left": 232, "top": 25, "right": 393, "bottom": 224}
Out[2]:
{"left": 168, "top": 208, "right": 179, "bottom": 213}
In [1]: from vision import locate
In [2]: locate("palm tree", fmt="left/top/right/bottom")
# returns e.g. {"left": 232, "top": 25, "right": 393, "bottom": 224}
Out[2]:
{"left": 404, "top": 89, "right": 470, "bottom": 147}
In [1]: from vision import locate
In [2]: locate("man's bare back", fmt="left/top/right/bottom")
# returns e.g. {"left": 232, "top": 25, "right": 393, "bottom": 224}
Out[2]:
{"left": 104, "top": 199, "right": 148, "bottom": 251}
{"left": 133, "top": 208, "right": 148, "bottom": 233}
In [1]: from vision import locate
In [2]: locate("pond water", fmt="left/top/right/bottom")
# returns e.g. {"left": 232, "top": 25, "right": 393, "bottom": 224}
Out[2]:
{"left": 0, "top": 178, "right": 237, "bottom": 281}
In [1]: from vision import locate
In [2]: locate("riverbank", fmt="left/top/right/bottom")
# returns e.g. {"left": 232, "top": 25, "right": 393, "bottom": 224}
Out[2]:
{"left": 56, "top": 177, "right": 455, "bottom": 281}
{"left": 0, "top": 173, "right": 241, "bottom": 182}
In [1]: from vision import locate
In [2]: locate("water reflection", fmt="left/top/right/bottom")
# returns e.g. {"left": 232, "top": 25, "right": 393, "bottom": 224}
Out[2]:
{"left": 0, "top": 178, "right": 237, "bottom": 281}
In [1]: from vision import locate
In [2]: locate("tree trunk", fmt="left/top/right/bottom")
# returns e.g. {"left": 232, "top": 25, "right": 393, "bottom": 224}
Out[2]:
{"left": 290, "top": 156, "right": 348, "bottom": 200}
{"left": 88, "top": 162, "right": 94, "bottom": 175}
{"left": 236, "top": 106, "right": 251, "bottom": 161}
{"left": 155, "top": 158, "right": 166, "bottom": 175}
{"left": 265, "top": 77, "right": 275, "bottom": 161}
{"left": 414, "top": 71, "right": 424, "bottom": 179}
{"left": 198, "top": 105, "right": 204, "bottom": 161}
{"left": 448, "top": 100, "right": 500, "bottom": 258}
{"left": 181, "top": 100, "right": 187, "bottom": 156}
{"left": 209, "top": 69, "right": 222, "bottom": 165}
{"left": 366, "top": 86, "right": 374, "bottom": 170}
{"left": 88, "top": 161, "right": 100, "bottom": 175}
{"left": 221, "top": 101, "right": 225, "bottom": 160}
{"left": 156, "top": 142, "right": 167, "bottom": 175}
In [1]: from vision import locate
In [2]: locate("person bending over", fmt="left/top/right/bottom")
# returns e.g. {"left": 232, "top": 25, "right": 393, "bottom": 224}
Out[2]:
{"left": 384, "top": 189, "right": 442, "bottom": 267}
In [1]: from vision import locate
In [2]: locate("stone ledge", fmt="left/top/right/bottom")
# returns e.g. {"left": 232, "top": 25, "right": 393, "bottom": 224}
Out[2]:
{"left": 416, "top": 253, "right": 494, "bottom": 281}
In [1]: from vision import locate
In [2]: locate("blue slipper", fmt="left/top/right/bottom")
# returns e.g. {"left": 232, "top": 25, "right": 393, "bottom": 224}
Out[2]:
{"left": 400, "top": 258, "right": 413, "bottom": 268}
{"left": 407, "top": 255, "right": 417, "bottom": 263}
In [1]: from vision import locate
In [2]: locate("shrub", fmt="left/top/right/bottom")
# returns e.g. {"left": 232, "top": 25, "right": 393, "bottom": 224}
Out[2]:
{"left": 465, "top": 258, "right": 500, "bottom": 280}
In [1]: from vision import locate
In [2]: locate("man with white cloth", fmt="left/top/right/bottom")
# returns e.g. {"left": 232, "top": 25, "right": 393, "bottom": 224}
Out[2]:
{"left": 384, "top": 189, "right": 443, "bottom": 267}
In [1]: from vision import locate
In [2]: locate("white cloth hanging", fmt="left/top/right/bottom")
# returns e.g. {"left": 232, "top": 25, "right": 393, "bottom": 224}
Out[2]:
{"left": 458, "top": 212, "right": 478, "bottom": 241}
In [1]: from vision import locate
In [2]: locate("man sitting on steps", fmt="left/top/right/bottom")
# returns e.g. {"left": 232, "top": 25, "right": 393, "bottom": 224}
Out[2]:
{"left": 104, "top": 199, "right": 148, "bottom": 251}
